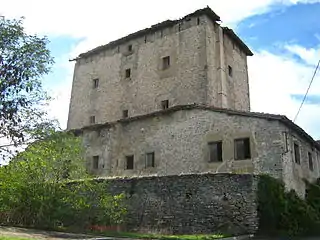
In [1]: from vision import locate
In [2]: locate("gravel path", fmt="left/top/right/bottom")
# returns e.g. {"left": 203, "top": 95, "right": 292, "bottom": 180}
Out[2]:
{"left": 0, "top": 226, "right": 107, "bottom": 240}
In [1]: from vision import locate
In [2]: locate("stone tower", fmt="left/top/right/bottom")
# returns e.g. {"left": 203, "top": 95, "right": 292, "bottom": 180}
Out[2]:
{"left": 66, "top": 8, "right": 320, "bottom": 200}
{"left": 67, "top": 7, "right": 253, "bottom": 130}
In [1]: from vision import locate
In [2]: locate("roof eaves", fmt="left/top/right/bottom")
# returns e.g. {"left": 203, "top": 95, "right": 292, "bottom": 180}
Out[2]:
{"left": 77, "top": 104, "right": 284, "bottom": 131}
{"left": 77, "top": 7, "right": 221, "bottom": 59}
{"left": 186, "top": 6, "right": 221, "bottom": 22}
{"left": 71, "top": 104, "right": 319, "bottom": 150}
{"left": 278, "top": 117, "right": 320, "bottom": 151}
{"left": 222, "top": 27, "right": 253, "bottom": 56}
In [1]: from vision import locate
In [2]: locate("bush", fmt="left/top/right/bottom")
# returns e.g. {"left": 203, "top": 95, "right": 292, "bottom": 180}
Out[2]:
{"left": 0, "top": 131, "right": 126, "bottom": 230}
{"left": 0, "top": 180, "right": 126, "bottom": 229}
{"left": 257, "top": 175, "right": 320, "bottom": 237}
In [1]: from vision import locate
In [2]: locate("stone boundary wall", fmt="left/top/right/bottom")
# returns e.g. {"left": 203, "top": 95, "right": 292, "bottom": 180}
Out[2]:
{"left": 99, "top": 173, "right": 259, "bottom": 235}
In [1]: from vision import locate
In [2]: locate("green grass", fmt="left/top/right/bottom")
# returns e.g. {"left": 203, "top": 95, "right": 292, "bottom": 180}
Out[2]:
{"left": 0, "top": 237, "right": 33, "bottom": 240}
{"left": 94, "top": 231, "right": 228, "bottom": 239}
{"left": 54, "top": 226, "right": 229, "bottom": 239}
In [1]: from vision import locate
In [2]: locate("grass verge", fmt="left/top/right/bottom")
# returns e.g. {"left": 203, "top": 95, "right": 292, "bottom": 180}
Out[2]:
{"left": 0, "top": 237, "right": 33, "bottom": 240}
{"left": 92, "top": 231, "right": 228, "bottom": 239}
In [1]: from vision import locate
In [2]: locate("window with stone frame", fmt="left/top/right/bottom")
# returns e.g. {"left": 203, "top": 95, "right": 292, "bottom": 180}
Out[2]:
{"left": 125, "top": 68, "right": 131, "bottom": 78}
{"left": 208, "top": 141, "right": 223, "bottom": 162}
{"left": 162, "top": 56, "right": 170, "bottom": 70}
{"left": 125, "top": 155, "right": 134, "bottom": 170}
{"left": 161, "top": 100, "right": 169, "bottom": 110}
{"left": 122, "top": 109, "right": 129, "bottom": 118}
{"left": 89, "top": 115, "right": 95, "bottom": 124}
{"left": 308, "top": 152, "right": 314, "bottom": 171}
{"left": 234, "top": 138, "right": 251, "bottom": 160}
{"left": 93, "top": 156, "right": 99, "bottom": 169}
{"left": 92, "top": 78, "right": 99, "bottom": 89}
{"left": 146, "top": 152, "right": 155, "bottom": 168}
{"left": 294, "top": 143, "right": 300, "bottom": 164}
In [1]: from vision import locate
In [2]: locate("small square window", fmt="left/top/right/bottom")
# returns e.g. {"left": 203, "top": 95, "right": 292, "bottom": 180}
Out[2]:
{"left": 308, "top": 152, "right": 313, "bottom": 171}
{"left": 93, "top": 156, "right": 99, "bottom": 169}
{"left": 161, "top": 100, "right": 169, "bottom": 110}
{"left": 228, "top": 65, "right": 233, "bottom": 77}
{"left": 197, "top": 17, "right": 200, "bottom": 25}
{"left": 122, "top": 110, "right": 129, "bottom": 118}
{"left": 128, "top": 44, "right": 132, "bottom": 52}
{"left": 294, "top": 143, "right": 300, "bottom": 164}
{"left": 162, "top": 56, "right": 170, "bottom": 70}
{"left": 146, "top": 152, "right": 155, "bottom": 168}
{"left": 93, "top": 78, "right": 99, "bottom": 88}
{"left": 208, "top": 141, "right": 223, "bottom": 162}
{"left": 89, "top": 115, "right": 95, "bottom": 124}
{"left": 234, "top": 138, "right": 251, "bottom": 160}
{"left": 125, "top": 155, "right": 134, "bottom": 170}
{"left": 125, "top": 68, "right": 131, "bottom": 78}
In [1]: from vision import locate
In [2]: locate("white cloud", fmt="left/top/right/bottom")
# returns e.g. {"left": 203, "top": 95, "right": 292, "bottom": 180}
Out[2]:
{"left": 0, "top": 0, "right": 319, "bottom": 48}
{"left": 1, "top": 0, "right": 320, "bottom": 140}
{"left": 45, "top": 59, "right": 75, "bottom": 130}
{"left": 285, "top": 44, "right": 320, "bottom": 65}
{"left": 0, "top": 0, "right": 273, "bottom": 38}
{"left": 248, "top": 49, "right": 320, "bottom": 139}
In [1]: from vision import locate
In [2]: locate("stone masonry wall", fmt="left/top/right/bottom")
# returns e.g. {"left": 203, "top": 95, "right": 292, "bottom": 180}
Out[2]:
{"left": 223, "top": 32, "right": 250, "bottom": 112}
{"left": 103, "top": 173, "right": 259, "bottom": 235}
{"left": 204, "top": 17, "right": 250, "bottom": 112}
{"left": 281, "top": 125, "right": 320, "bottom": 198}
{"left": 83, "top": 108, "right": 285, "bottom": 179}
{"left": 83, "top": 106, "right": 320, "bottom": 196}
{"left": 67, "top": 16, "right": 208, "bottom": 130}
{"left": 67, "top": 14, "right": 250, "bottom": 130}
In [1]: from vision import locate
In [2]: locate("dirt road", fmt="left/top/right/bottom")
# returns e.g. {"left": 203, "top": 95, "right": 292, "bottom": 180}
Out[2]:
{"left": 0, "top": 226, "right": 106, "bottom": 240}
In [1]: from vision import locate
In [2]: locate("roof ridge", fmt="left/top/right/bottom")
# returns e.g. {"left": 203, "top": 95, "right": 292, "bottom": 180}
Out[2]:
{"left": 73, "top": 6, "right": 255, "bottom": 59}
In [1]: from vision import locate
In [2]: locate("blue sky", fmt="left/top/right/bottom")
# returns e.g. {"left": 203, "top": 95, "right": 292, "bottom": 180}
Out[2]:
{"left": 1, "top": 0, "right": 320, "bottom": 140}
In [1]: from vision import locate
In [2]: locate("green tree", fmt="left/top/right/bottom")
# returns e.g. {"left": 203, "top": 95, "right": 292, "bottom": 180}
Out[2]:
{"left": 7, "top": 130, "right": 87, "bottom": 182}
{"left": 0, "top": 130, "right": 126, "bottom": 229}
{"left": 0, "top": 16, "right": 54, "bottom": 155}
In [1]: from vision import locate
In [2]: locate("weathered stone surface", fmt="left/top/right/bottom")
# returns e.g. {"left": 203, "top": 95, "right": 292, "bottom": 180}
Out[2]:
{"left": 67, "top": 6, "right": 320, "bottom": 201}
{"left": 82, "top": 106, "right": 320, "bottom": 198}
{"left": 67, "top": 10, "right": 251, "bottom": 130}
{"left": 103, "top": 173, "right": 259, "bottom": 235}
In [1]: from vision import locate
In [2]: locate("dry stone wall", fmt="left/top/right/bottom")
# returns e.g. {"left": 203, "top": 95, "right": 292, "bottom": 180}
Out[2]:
{"left": 102, "top": 173, "right": 259, "bottom": 235}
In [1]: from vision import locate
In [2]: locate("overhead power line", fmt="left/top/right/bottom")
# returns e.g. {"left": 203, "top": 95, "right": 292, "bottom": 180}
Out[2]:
{"left": 293, "top": 59, "right": 320, "bottom": 123}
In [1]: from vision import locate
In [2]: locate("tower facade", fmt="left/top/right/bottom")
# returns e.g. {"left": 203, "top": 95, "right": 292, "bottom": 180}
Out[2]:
{"left": 67, "top": 7, "right": 253, "bottom": 130}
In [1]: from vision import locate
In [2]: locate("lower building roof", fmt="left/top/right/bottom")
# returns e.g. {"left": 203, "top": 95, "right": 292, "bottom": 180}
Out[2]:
{"left": 74, "top": 104, "right": 320, "bottom": 151}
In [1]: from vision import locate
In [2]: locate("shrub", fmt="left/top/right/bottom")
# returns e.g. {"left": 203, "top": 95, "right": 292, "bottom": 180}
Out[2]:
{"left": 0, "top": 180, "right": 126, "bottom": 229}
{"left": 257, "top": 175, "right": 320, "bottom": 237}
{"left": 0, "top": 131, "right": 126, "bottom": 230}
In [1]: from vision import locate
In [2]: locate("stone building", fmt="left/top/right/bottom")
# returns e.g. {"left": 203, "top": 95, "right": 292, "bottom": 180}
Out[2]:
{"left": 67, "top": 7, "right": 320, "bottom": 197}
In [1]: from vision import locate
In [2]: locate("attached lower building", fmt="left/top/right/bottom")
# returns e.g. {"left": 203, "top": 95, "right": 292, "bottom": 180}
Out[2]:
{"left": 67, "top": 7, "right": 320, "bottom": 198}
{"left": 80, "top": 104, "right": 320, "bottom": 197}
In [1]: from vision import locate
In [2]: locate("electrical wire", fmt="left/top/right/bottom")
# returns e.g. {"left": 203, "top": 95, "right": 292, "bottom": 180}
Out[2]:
{"left": 293, "top": 59, "right": 320, "bottom": 123}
